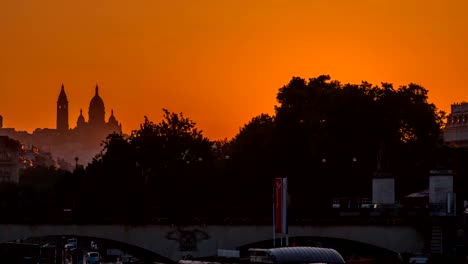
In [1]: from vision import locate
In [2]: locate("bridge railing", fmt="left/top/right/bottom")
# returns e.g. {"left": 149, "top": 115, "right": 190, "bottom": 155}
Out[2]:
{"left": 0, "top": 205, "right": 434, "bottom": 225}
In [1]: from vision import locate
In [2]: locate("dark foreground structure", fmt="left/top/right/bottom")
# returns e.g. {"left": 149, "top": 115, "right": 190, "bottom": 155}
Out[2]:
{"left": 247, "top": 247, "right": 345, "bottom": 264}
{"left": 0, "top": 242, "right": 41, "bottom": 264}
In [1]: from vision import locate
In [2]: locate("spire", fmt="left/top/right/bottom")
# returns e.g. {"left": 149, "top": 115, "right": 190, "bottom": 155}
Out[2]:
{"left": 111, "top": 109, "right": 114, "bottom": 116}
{"left": 80, "top": 109, "right": 83, "bottom": 116}
{"left": 95, "top": 84, "right": 99, "bottom": 96}
{"left": 57, "top": 84, "right": 68, "bottom": 102}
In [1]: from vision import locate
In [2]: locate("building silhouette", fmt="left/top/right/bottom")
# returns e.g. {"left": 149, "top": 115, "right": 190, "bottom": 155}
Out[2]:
{"left": 0, "top": 136, "right": 58, "bottom": 183}
{"left": 0, "top": 84, "right": 122, "bottom": 169}
{"left": 57, "top": 84, "right": 69, "bottom": 132}
{"left": 444, "top": 102, "right": 468, "bottom": 147}
{"left": 72, "top": 85, "right": 122, "bottom": 135}
{"left": 0, "top": 136, "right": 21, "bottom": 182}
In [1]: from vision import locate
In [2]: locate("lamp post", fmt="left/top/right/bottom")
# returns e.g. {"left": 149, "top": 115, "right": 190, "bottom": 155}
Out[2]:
{"left": 74, "top": 157, "right": 79, "bottom": 170}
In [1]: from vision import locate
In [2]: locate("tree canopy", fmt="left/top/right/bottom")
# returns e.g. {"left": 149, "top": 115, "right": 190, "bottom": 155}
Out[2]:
{"left": 0, "top": 75, "right": 452, "bottom": 222}
{"left": 230, "top": 75, "right": 446, "bottom": 205}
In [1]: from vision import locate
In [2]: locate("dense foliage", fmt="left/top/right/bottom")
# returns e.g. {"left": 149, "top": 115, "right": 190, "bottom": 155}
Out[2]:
{"left": 0, "top": 75, "right": 456, "bottom": 223}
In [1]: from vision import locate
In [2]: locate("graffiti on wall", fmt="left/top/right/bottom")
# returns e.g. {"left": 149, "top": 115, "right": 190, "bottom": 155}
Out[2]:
{"left": 166, "top": 228, "right": 210, "bottom": 251}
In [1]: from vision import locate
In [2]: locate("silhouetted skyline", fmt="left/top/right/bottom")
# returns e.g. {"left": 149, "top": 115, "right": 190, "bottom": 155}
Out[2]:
{"left": 0, "top": 85, "right": 122, "bottom": 166}
{"left": 0, "top": 0, "right": 467, "bottom": 139}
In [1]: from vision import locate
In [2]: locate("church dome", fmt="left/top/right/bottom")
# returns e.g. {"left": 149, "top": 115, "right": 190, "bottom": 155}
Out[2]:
{"left": 108, "top": 109, "right": 118, "bottom": 126}
{"left": 88, "top": 85, "right": 105, "bottom": 125}
{"left": 77, "top": 109, "right": 85, "bottom": 127}
{"left": 89, "top": 86, "right": 104, "bottom": 112}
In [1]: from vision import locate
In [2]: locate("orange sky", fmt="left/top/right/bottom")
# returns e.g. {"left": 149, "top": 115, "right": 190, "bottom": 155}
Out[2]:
{"left": 1, "top": 0, "right": 467, "bottom": 140}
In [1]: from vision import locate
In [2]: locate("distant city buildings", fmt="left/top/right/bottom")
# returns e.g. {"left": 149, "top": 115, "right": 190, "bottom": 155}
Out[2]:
{"left": 444, "top": 102, "right": 468, "bottom": 147}
{"left": 0, "top": 136, "right": 21, "bottom": 182}
{"left": 21, "top": 144, "right": 56, "bottom": 169}
{"left": 0, "top": 84, "right": 122, "bottom": 169}
{"left": 0, "top": 136, "right": 58, "bottom": 183}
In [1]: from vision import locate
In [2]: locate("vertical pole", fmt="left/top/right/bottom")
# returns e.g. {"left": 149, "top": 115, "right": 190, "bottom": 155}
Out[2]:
{"left": 448, "top": 192, "right": 452, "bottom": 214}
{"left": 282, "top": 178, "right": 288, "bottom": 247}
{"left": 273, "top": 186, "right": 276, "bottom": 248}
{"left": 454, "top": 193, "right": 457, "bottom": 216}
{"left": 57, "top": 237, "right": 63, "bottom": 264}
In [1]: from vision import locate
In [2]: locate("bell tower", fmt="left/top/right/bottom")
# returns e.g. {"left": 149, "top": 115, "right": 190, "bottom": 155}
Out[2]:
{"left": 57, "top": 84, "right": 69, "bottom": 132}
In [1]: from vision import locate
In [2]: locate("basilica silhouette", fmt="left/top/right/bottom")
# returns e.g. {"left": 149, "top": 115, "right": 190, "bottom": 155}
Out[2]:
{"left": 56, "top": 84, "right": 122, "bottom": 136}
{"left": 0, "top": 84, "right": 123, "bottom": 169}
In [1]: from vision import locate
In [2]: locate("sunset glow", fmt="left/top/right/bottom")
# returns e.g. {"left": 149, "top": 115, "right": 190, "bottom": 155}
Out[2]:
{"left": 1, "top": 0, "right": 467, "bottom": 139}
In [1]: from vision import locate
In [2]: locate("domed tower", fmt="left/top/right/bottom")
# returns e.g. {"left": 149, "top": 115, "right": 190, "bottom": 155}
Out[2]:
{"left": 57, "top": 84, "right": 69, "bottom": 132}
{"left": 107, "top": 109, "right": 122, "bottom": 133}
{"left": 88, "top": 84, "right": 105, "bottom": 127}
{"left": 108, "top": 109, "right": 118, "bottom": 127}
{"left": 76, "top": 109, "right": 86, "bottom": 128}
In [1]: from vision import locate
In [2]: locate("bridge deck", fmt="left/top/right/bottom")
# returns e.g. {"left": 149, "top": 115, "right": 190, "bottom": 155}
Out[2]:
{"left": 0, "top": 207, "right": 432, "bottom": 226}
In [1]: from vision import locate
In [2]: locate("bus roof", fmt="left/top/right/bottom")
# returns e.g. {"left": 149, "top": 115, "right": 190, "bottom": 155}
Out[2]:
{"left": 249, "top": 247, "right": 345, "bottom": 264}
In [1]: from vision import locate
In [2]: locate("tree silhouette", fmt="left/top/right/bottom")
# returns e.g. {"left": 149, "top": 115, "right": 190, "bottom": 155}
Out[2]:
{"left": 230, "top": 75, "right": 445, "bottom": 208}
{"left": 128, "top": 109, "right": 213, "bottom": 211}
{"left": 84, "top": 132, "right": 139, "bottom": 221}
{"left": 2, "top": 75, "right": 449, "bottom": 222}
